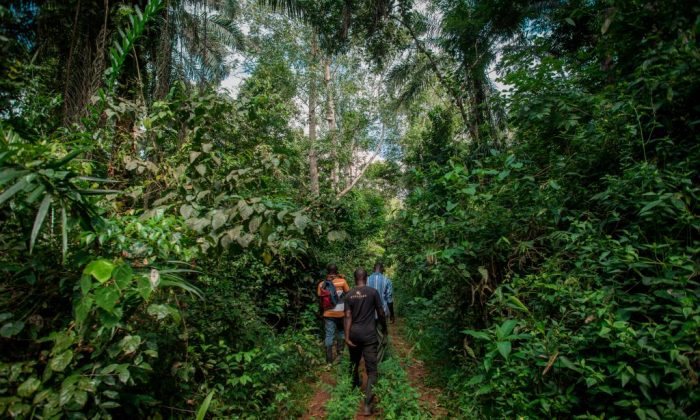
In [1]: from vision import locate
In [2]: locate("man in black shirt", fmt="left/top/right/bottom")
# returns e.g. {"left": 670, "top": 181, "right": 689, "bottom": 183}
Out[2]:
{"left": 344, "top": 268, "right": 388, "bottom": 416}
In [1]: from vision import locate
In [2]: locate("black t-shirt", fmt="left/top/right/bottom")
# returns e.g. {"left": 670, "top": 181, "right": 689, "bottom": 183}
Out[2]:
{"left": 345, "top": 286, "right": 383, "bottom": 344}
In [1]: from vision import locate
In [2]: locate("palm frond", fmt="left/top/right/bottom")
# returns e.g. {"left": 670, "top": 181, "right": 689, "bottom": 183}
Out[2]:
{"left": 258, "top": 0, "right": 305, "bottom": 19}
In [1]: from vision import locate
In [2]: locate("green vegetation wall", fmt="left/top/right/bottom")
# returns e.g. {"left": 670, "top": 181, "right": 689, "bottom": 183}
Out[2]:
{"left": 390, "top": 1, "right": 700, "bottom": 418}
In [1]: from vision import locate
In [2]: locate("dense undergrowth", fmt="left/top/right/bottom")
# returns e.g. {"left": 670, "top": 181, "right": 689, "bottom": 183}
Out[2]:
{"left": 324, "top": 354, "right": 428, "bottom": 420}
{"left": 2, "top": 0, "right": 699, "bottom": 418}
{"left": 0, "top": 2, "right": 388, "bottom": 417}
{"left": 391, "top": 1, "right": 699, "bottom": 418}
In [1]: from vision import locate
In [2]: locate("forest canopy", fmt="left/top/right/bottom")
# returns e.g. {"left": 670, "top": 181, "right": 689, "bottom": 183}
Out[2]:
{"left": 1, "top": 0, "right": 698, "bottom": 418}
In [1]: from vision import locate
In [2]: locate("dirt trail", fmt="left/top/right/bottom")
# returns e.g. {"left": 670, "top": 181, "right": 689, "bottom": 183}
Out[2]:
{"left": 301, "top": 369, "right": 335, "bottom": 420}
{"left": 391, "top": 320, "right": 448, "bottom": 418}
{"left": 301, "top": 319, "right": 448, "bottom": 419}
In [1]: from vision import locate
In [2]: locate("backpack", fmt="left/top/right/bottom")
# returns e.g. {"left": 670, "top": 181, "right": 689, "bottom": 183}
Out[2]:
{"left": 319, "top": 278, "right": 338, "bottom": 310}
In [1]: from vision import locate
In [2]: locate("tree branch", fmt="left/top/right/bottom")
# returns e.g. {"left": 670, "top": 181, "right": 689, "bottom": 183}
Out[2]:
{"left": 336, "top": 127, "right": 384, "bottom": 199}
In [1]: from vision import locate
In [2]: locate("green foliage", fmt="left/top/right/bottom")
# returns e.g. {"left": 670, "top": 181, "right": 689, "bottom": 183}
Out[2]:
{"left": 104, "top": 0, "right": 164, "bottom": 92}
{"left": 391, "top": 0, "right": 700, "bottom": 418}
{"left": 3, "top": 0, "right": 697, "bottom": 417}
{"left": 375, "top": 357, "right": 428, "bottom": 419}
{"left": 324, "top": 358, "right": 363, "bottom": 420}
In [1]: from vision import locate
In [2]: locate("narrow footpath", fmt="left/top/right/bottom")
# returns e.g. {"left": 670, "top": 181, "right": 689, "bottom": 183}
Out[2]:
{"left": 301, "top": 319, "right": 449, "bottom": 419}
{"left": 391, "top": 320, "right": 448, "bottom": 418}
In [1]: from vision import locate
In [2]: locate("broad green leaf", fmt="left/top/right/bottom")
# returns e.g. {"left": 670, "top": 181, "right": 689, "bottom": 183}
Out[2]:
{"left": 29, "top": 194, "right": 52, "bottom": 254}
{"left": 195, "top": 164, "right": 206, "bottom": 176}
{"left": 17, "top": 377, "right": 41, "bottom": 397}
{"left": 117, "top": 365, "right": 130, "bottom": 384}
{"left": 0, "top": 320, "right": 25, "bottom": 337}
{"left": 75, "top": 297, "right": 93, "bottom": 323}
{"left": 84, "top": 260, "right": 115, "bottom": 283}
{"left": 224, "top": 225, "right": 243, "bottom": 246}
{"left": 49, "top": 350, "right": 73, "bottom": 372}
{"left": 73, "top": 390, "right": 88, "bottom": 408}
{"left": 179, "top": 204, "right": 195, "bottom": 219}
{"left": 212, "top": 211, "right": 227, "bottom": 231}
{"left": 496, "top": 319, "right": 517, "bottom": 339}
{"left": 119, "top": 335, "right": 141, "bottom": 355}
{"left": 113, "top": 264, "right": 133, "bottom": 289}
{"left": 636, "top": 373, "right": 651, "bottom": 387}
{"left": 137, "top": 276, "right": 152, "bottom": 300}
{"left": 248, "top": 216, "right": 262, "bottom": 233}
{"left": 95, "top": 287, "right": 120, "bottom": 312}
{"left": 496, "top": 341, "right": 511, "bottom": 359}
{"left": 238, "top": 200, "right": 254, "bottom": 220}
{"left": 0, "top": 178, "right": 28, "bottom": 206}
{"left": 80, "top": 275, "right": 92, "bottom": 295}
{"left": 237, "top": 233, "right": 254, "bottom": 248}
{"left": 147, "top": 304, "right": 180, "bottom": 323}
{"left": 294, "top": 214, "right": 309, "bottom": 231}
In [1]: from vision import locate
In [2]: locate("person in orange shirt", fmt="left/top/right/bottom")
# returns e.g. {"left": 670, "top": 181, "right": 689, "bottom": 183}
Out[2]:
{"left": 317, "top": 264, "right": 350, "bottom": 363}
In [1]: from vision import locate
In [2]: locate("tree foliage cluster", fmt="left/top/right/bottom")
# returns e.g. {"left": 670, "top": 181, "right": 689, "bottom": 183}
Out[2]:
{"left": 1, "top": 0, "right": 699, "bottom": 418}
{"left": 390, "top": 0, "right": 699, "bottom": 418}
{"left": 0, "top": 0, "right": 392, "bottom": 417}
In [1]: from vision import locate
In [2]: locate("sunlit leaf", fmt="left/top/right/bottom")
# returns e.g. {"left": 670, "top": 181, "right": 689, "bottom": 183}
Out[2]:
{"left": 248, "top": 216, "right": 262, "bottom": 233}
{"left": 49, "top": 350, "right": 73, "bottom": 372}
{"left": 84, "top": 260, "right": 115, "bottom": 283}
{"left": 17, "top": 377, "right": 41, "bottom": 397}
{"left": 95, "top": 287, "right": 120, "bottom": 312}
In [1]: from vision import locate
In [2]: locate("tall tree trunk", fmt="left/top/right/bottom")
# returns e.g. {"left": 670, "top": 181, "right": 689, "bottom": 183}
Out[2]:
{"left": 62, "top": 0, "right": 82, "bottom": 123}
{"left": 155, "top": 2, "right": 171, "bottom": 99}
{"left": 307, "top": 34, "right": 320, "bottom": 196}
{"left": 469, "top": 76, "right": 492, "bottom": 147}
{"left": 324, "top": 58, "right": 339, "bottom": 191}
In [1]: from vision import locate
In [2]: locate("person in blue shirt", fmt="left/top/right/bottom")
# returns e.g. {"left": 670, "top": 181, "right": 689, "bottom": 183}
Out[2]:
{"left": 368, "top": 262, "right": 394, "bottom": 323}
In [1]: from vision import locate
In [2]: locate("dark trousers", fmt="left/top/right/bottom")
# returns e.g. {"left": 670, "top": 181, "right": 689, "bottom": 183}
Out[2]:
{"left": 349, "top": 340, "right": 378, "bottom": 405}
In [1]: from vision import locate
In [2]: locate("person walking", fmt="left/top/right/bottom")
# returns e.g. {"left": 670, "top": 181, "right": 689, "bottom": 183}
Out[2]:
{"left": 317, "top": 264, "right": 350, "bottom": 363}
{"left": 368, "top": 262, "right": 394, "bottom": 360}
{"left": 344, "top": 268, "right": 388, "bottom": 416}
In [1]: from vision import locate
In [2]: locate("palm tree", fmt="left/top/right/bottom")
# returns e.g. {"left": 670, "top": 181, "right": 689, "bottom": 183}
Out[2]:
{"left": 156, "top": 0, "right": 244, "bottom": 96}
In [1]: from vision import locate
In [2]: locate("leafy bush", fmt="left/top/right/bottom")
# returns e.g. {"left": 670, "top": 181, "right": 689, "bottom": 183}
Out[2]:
{"left": 390, "top": 0, "right": 700, "bottom": 418}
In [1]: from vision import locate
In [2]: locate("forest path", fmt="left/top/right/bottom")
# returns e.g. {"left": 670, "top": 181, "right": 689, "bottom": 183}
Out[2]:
{"left": 391, "top": 319, "right": 449, "bottom": 418}
{"left": 301, "top": 368, "right": 336, "bottom": 420}
{"left": 301, "top": 318, "right": 449, "bottom": 419}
